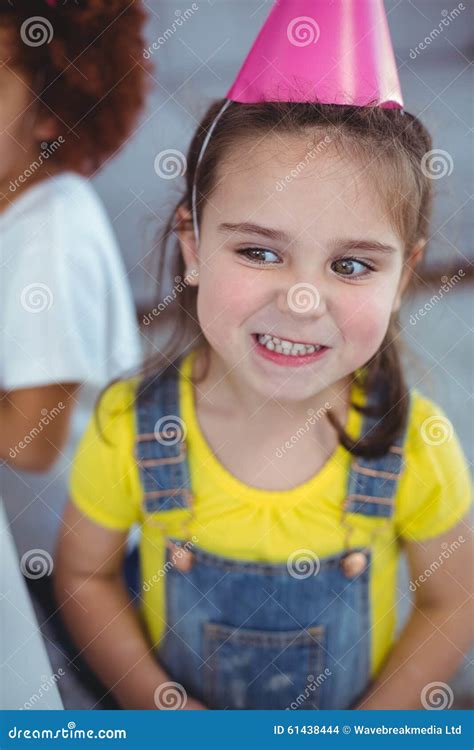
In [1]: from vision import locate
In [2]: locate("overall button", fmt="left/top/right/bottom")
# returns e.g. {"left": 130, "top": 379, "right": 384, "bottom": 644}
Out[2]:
{"left": 340, "top": 551, "right": 367, "bottom": 578}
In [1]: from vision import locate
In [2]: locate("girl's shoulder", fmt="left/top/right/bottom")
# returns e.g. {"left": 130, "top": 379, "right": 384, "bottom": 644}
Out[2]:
{"left": 97, "top": 355, "right": 192, "bottom": 447}
{"left": 2, "top": 171, "right": 115, "bottom": 253}
{"left": 7, "top": 172, "right": 131, "bottom": 301}
{"left": 403, "top": 387, "right": 469, "bottom": 477}
{"left": 43, "top": 171, "right": 98, "bottom": 205}
{"left": 95, "top": 377, "right": 140, "bottom": 442}
{"left": 394, "top": 388, "right": 471, "bottom": 542}
{"left": 71, "top": 375, "right": 143, "bottom": 531}
{"left": 38, "top": 172, "right": 113, "bottom": 234}
{"left": 4, "top": 171, "right": 94, "bottom": 219}
{"left": 405, "top": 388, "right": 465, "bottom": 460}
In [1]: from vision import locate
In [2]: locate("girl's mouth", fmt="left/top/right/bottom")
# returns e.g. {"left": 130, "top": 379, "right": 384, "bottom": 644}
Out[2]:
{"left": 251, "top": 333, "right": 329, "bottom": 367}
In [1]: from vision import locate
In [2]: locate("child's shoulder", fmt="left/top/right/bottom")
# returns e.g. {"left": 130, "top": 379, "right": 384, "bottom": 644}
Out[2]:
{"left": 43, "top": 172, "right": 108, "bottom": 225}
{"left": 406, "top": 388, "right": 460, "bottom": 447}
{"left": 393, "top": 388, "right": 472, "bottom": 541}
{"left": 394, "top": 388, "right": 471, "bottom": 534}
{"left": 404, "top": 388, "right": 467, "bottom": 469}
{"left": 94, "top": 377, "right": 140, "bottom": 445}
{"left": 99, "top": 356, "right": 187, "bottom": 420}
{"left": 5, "top": 172, "right": 109, "bottom": 241}
{"left": 91, "top": 360, "right": 188, "bottom": 453}
{"left": 15, "top": 171, "right": 95, "bottom": 213}
{"left": 100, "top": 376, "right": 139, "bottom": 413}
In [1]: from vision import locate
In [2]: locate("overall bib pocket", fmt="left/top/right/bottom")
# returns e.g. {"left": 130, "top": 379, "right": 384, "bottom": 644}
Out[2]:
{"left": 156, "top": 539, "right": 373, "bottom": 710}
{"left": 203, "top": 621, "right": 325, "bottom": 710}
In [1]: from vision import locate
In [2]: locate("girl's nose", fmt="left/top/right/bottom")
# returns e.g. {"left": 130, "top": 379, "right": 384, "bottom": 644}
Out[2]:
{"left": 276, "top": 280, "right": 327, "bottom": 318}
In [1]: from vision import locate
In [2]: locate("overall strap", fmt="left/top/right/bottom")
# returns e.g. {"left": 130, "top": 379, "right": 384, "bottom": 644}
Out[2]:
{"left": 344, "top": 390, "right": 409, "bottom": 519}
{"left": 135, "top": 357, "right": 192, "bottom": 513}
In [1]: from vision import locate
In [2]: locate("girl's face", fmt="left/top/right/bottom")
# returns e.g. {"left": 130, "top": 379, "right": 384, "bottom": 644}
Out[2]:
{"left": 180, "top": 134, "right": 418, "bottom": 405}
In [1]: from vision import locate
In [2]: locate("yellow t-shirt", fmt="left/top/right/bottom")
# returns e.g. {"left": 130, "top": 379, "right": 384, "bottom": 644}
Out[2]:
{"left": 70, "top": 350, "right": 471, "bottom": 679}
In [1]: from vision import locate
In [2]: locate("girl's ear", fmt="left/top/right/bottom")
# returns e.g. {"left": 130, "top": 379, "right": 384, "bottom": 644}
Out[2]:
{"left": 392, "top": 237, "right": 426, "bottom": 313}
{"left": 176, "top": 204, "right": 199, "bottom": 286}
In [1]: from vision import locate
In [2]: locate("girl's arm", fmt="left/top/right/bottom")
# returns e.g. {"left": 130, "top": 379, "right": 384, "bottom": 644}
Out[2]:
{"left": 354, "top": 515, "right": 473, "bottom": 709}
{"left": 54, "top": 500, "right": 207, "bottom": 710}
{"left": 0, "top": 383, "right": 79, "bottom": 471}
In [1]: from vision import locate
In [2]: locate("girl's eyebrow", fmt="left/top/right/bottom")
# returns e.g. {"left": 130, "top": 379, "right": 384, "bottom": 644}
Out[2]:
{"left": 218, "top": 222, "right": 291, "bottom": 243}
{"left": 328, "top": 239, "right": 399, "bottom": 255}
{"left": 218, "top": 222, "right": 398, "bottom": 255}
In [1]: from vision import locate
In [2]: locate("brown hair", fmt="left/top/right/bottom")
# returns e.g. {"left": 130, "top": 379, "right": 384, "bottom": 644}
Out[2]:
{"left": 119, "top": 100, "right": 434, "bottom": 457}
{"left": 1, "top": 0, "right": 151, "bottom": 174}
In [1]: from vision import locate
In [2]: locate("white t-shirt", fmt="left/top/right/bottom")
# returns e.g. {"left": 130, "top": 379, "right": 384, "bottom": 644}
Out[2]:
{"left": 0, "top": 172, "right": 143, "bottom": 555}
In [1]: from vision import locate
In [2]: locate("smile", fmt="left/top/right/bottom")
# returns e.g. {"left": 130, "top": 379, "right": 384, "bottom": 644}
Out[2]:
{"left": 255, "top": 333, "right": 324, "bottom": 355}
{"left": 252, "top": 333, "right": 329, "bottom": 367}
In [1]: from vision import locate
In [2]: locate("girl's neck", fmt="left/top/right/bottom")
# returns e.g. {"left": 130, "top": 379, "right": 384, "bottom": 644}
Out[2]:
{"left": 192, "top": 346, "right": 352, "bottom": 435}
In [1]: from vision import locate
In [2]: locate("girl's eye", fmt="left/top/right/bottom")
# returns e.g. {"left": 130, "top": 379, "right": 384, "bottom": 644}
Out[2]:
{"left": 331, "top": 257, "right": 374, "bottom": 277}
{"left": 236, "top": 249, "right": 374, "bottom": 275}
{"left": 236, "top": 247, "right": 282, "bottom": 265}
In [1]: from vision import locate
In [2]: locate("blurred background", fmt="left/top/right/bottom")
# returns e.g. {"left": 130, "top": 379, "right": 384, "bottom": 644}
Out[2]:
{"left": 1, "top": 0, "right": 472, "bottom": 710}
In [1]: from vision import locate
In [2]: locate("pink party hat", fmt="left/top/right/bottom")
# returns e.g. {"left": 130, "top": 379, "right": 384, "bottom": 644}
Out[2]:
{"left": 226, "top": 0, "right": 403, "bottom": 109}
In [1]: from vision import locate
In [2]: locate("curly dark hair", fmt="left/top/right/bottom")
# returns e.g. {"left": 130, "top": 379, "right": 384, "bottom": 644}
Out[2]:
{"left": 1, "top": 0, "right": 152, "bottom": 173}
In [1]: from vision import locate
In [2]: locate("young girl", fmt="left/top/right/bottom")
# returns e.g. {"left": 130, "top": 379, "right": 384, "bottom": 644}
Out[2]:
{"left": 55, "top": 8, "right": 472, "bottom": 710}
{"left": 0, "top": 1, "right": 149, "bottom": 554}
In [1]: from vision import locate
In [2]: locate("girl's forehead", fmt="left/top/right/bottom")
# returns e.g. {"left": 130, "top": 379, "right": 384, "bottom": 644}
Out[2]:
{"left": 214, "top": 137, "right": 384, "bottom": 217}
{"left": 205, "top": 136, "right": 403, "bottom": 249}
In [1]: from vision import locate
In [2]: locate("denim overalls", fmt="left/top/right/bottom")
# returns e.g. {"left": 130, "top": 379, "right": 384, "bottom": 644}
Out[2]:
{"left": 133, "top": 356, "right": 406, "bottom": 710}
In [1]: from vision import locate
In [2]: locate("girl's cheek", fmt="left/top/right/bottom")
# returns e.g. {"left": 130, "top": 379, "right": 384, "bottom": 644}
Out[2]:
{"left": 196, "top": 271, "right": 259, "bottom": 345}
{"left": 340, "top": 294, "right": 393, "bottom": 351}
{"left": 199, "top": 261, "right": 265, "bottom": 321}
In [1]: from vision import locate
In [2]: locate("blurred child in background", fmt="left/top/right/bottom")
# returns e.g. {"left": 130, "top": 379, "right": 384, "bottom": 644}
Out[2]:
{"left": 0, "top": 0, "right": 150, "bottom": 556}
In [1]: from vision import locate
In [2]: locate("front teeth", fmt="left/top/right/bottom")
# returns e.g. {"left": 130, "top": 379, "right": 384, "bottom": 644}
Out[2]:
{"left": 257, "top": 334, "right": 322, "bottom": 356}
